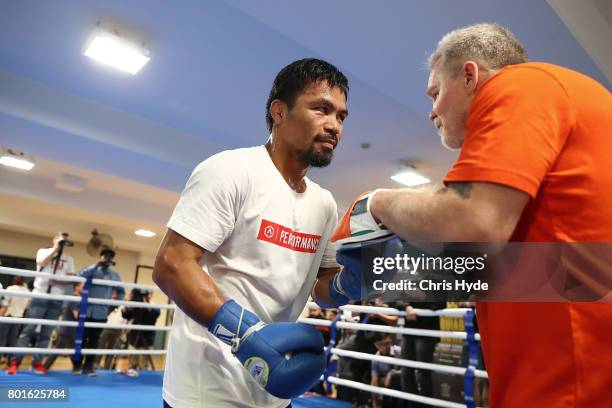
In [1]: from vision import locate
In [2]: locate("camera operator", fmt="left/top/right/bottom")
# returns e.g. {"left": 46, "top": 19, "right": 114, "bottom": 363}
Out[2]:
{"left": 7, "top": 232, "right": 75, "bottom": 375}
{"left": 123, "top": 289, "right": 159, "bottom": 377}
{"left": 121, "top": 288, "right": 160, "bottom": 376}
{"left": 73, "top": 248, "right": 124, "bottom": 376}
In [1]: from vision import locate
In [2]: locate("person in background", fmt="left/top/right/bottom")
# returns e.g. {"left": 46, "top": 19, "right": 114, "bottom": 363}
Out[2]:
{"left": 43, "top": 283, "right": 82, "bottom": 372}
{"left": 0, "top": 276, "right": 31, "bottom": 365}
{"left": 121, "top": 289, "right": 160, "bottom": 377}
{"left": 307, "top": 305, "right": 330, "bottom": 344}
{"left": 397, "top": 302, "right": 445, "bottom": 407}
{"left": 95, "top": 305, "right": 126, "bottom": 370}
{"left": 8, "top": 232, "right": 75, "bottom": 375}
{"left": 73, "top": 248, "right": 124, "bottom": 376}
{"left": 370, "top": 333, "right": 402, "bottom": 408}
{"left": 336, "top": 302, "right": 398, "bottom": 406}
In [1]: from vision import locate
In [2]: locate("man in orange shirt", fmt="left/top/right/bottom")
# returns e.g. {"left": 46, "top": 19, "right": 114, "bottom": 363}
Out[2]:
{"left": 328, "top": 24, "right": 612, "bottom": 406}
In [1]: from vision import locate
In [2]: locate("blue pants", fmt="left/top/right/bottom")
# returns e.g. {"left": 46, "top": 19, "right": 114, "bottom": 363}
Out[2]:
{"left": 12, "top": 299, "right": 63, "bottom": 364}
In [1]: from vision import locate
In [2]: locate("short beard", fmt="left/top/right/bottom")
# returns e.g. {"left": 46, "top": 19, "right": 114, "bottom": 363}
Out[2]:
{"left": 302, "top": 146, "right": 334, "bottom": 168}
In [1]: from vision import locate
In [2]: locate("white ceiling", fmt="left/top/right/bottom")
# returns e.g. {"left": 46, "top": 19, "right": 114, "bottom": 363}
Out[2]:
{"left": 0, "top": 0, "right": 609, "bottom": 256}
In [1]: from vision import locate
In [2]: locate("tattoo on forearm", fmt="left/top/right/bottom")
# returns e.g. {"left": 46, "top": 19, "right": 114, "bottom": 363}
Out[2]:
{"left": 443, "top": 182, "right": 473, "bottom": 199}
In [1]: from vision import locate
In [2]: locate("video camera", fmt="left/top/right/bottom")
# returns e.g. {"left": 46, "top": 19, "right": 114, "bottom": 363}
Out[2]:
{"left": 58, "top": 238, "right": 74, "bottom": 247}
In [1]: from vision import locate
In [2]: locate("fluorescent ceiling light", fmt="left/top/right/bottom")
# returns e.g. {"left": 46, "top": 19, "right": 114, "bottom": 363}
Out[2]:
{"left": 135, "top": 229, "right": 156, "bottom": 238}
{"left": 84, "top": 28, "right": 150, "bottom": 74}
{"left": 0, "top": 148, "right": 35, "bottom": 171}
{"left": 391, "top": 169, "right": 431, "bottom": 187}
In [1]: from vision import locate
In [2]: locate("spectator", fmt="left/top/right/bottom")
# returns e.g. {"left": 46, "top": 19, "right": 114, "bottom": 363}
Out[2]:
{"left": 43, "top": 283, "right": 82, "bottom": 371}
{"left": 7, "top": 232, "right": 75, "bottom": 375}
{"left": 370, "top": 334, "right": 402, "bottom": 408}
{"left": 398, "top": 302, "right": 446, "bottom": 408}
{"left": 336, "top": 302, "right": 397, "bottom": 406}
{"left": 307, "top": 306, "right": 330, "bottom": 344}
{"left": 0, "top": 276, "right": 31, "bottom": 365}
{"left": 73, "top": 248, "right": 124, "bottom": 376}
{"left": 325, "top": 308, "right": 338, "bottom": 321}
{"left": 121, "top": 289, "right": 159, "bottom": 376}
{"left": 95, "top": 305, "right": 126, "bottom": 370}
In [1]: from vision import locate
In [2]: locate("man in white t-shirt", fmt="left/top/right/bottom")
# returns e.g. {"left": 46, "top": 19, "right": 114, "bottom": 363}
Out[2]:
{"left": 154, "top": 58, "right": 351, "bottom": 408}
{"left": 8, "top": 232, "right": 75, "bottom": 375}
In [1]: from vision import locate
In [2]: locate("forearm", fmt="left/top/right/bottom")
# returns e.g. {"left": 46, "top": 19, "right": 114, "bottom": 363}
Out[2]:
{"left": 312, "top": 267, "right": 343, "bottom": 308}
{"left": 374, "top": 313, "right": 398, "bottom": 326}
{"left": 370, "top": 186, "right": 483, "bottom": 242}
{"left": 38, "top": 250, "right": 57, "bottom": 268}
{"left": 312, "top": 274, "right": 336, "bottom": 307}
{"left": 153, "top": 256, "right": 225, "bottom": 326}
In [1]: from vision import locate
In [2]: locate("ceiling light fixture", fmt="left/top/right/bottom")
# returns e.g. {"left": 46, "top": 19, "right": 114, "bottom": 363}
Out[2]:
{"left": 391, "top": 167, "right": 431, "bottom": 187}
{"left": 56, "top": 173, "right": 87, "bottom": 193}
{"left": 84, "top": 24, "right": 150, "bottom": 74}
{"left": 0, "top": 148, "right": 35, "bottom": 171}
{"left": 135, "top": 229, "right": 156, "bottom": 238}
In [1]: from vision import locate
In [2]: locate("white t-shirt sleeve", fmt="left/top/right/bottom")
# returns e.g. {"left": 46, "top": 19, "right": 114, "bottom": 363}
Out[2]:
{"left": 320, "top": 194, "right": 340, "bottom": 269}
{"left": 167, "top": 152, "right": 248, "bottom": 253}
{"left": 36, "top": 248, "right": 51, "bottom": 265}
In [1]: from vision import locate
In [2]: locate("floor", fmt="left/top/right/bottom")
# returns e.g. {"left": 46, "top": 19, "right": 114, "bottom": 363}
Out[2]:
{"left": 0, "top": 366, "right": 349, "bottom": 408}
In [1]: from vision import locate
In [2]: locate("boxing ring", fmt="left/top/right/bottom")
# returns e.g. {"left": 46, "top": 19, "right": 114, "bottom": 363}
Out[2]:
{"left": 0, "top": 266, "right": 486, "bottom": 407}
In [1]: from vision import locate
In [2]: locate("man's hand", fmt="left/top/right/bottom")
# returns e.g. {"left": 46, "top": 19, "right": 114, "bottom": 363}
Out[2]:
{"left": 405, "top": 306, "right": 417, "bottom": 321}
{"left": 208, "top": 300, "right": 325, "bottom": 399}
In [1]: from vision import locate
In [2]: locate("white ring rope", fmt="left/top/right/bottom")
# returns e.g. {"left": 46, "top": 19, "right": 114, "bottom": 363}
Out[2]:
{"left": 306, "top": 301, "right": 474, "bottom": 318}
{"left": 0, "top": 316, "right": 171, "bottom": 332}
{"left": 299, "top": 318, "right": 481, "bottom": 341}
{"left": 331, "top": 348, "right": 487, "bottom": 379}
{"left": 3, "top": 264, "right": 486, "bottom": 406}
{"left": 0, "top": 289, "right": 175, "bottom": 310}
{"left": 0, "top": 347, "right": 166, "bottom": 356}
{"left": 327, "top": 376, "right": 470, "bottom": 408}
{"left": 0, "top": 266, "right": 161, "bottom": 292}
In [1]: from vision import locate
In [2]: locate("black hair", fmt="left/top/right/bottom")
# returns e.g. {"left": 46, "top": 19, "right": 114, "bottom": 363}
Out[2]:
{"left": 100, "top": 248, "right": 116, "bottom": 258}
{"left": 265, "top": 58, "right": 349, "bottom": 132}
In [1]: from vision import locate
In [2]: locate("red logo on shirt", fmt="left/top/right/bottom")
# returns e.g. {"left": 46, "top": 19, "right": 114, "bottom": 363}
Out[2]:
{"left": 257, "top": 219, "right": 321, "bottom": 253}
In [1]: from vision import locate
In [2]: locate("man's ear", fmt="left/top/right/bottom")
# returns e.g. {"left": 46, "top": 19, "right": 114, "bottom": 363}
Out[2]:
{"left": 270, "top": 99, "right": 288, "bottom": 128}
{"left": 462, "top": 61, "right": 480, "bottom": 95}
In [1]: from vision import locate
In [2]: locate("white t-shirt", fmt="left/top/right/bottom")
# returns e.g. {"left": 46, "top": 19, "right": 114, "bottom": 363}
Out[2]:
{"left": 34, "top": 247, "right": 75, "bottom": 295}
{"left": 163, "top": 146, "right": 339, "bottom": 408}
{"left": 3, "top": 284, "right": 31, "bottom": 317}
{"left": 107, "top": 306, "right": 127, "bottom": 325}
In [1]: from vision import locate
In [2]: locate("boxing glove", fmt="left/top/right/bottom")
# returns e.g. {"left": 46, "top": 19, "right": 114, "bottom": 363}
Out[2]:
{"left": 208, "top": 300, "right": 325, "bottom": 399}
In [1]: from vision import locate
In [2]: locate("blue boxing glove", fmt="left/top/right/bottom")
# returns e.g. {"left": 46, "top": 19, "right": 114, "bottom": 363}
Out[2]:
{"left": 327, "top": 235, "right": 405, "bottom": 307}
{"left": 208, "top": 300, "right": 325, "bottom": 399}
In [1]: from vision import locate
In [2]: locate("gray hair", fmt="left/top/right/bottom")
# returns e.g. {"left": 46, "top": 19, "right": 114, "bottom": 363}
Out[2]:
{"left": 428, "top": 23, "right": 528, "bottom": 75}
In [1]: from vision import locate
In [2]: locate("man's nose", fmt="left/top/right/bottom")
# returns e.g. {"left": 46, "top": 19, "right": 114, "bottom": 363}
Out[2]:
{"left": 324, "top": 115, "right": 342, "bottom": 136}
{"left": 429, "top": 110, "right": 437, "bottom": 123}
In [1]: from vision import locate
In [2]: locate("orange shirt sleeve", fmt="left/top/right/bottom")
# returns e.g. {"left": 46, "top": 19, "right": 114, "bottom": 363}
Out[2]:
{"left": 444, "top": 65, "right": 575, "bottom": 198}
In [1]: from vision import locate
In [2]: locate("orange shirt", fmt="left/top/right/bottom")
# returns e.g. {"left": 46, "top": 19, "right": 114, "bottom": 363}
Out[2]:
{"left": 444, "top": 63, "right": 612, "bottom": 407}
